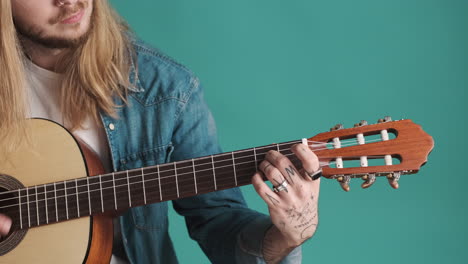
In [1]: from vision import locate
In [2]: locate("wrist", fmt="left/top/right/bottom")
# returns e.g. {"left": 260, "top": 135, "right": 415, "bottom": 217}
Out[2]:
{"left": 262, "top": 225, "right": 299, "bottom": 264}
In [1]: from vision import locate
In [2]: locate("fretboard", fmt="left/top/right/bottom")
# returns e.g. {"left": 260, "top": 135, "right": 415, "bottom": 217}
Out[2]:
{"left": 2, "top": 140, "right": 303, "bottom": 230}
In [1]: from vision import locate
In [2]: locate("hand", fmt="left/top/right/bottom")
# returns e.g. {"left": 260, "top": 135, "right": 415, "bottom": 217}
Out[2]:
{"left": 0, "top": 214, "right": 12, "bottom": 238}
{"left": 252, "top": 144, "right": 320, "bottom": 259}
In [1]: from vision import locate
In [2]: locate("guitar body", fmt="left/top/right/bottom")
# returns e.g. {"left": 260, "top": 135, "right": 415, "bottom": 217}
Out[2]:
{"left": 0, "top": 119, "right": 112, "bottom": 264}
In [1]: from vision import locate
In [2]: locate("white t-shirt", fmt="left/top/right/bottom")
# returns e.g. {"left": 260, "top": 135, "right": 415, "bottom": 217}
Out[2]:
{"left": 24, "top": 59, "right": 128, "bottom": 264}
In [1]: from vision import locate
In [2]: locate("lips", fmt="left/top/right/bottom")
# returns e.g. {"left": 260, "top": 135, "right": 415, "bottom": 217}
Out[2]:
{"left": 60, "top": 9, "right": 84, "bottom": 24}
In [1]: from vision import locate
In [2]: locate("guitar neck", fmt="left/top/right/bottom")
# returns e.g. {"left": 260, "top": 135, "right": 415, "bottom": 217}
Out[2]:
{"left": 8, "top": 140, "right": 302, "bottom": 230}
{"left": 6, "top": 118, "right": 435, "bottom": 231}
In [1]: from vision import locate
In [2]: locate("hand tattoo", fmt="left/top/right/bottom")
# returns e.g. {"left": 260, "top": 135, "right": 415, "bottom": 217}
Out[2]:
{"left": 265, "top": 193, "right": 280, "bottom": 205}
{"left": 284, "top": 165, "right": 297, "bottom": 184}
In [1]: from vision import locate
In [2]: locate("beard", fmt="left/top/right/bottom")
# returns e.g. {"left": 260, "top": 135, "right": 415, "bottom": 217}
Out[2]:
{"left": 15, "top": 24, "right": 92, "bottom": 49}
{"left": 14, "top": 1, "right": 92, "bottom": 49}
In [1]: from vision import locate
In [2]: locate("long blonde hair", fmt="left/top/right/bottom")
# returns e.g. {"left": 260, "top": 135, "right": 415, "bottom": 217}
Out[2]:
{"left": 0, "top": 0, "right": 133, "bottom": 152}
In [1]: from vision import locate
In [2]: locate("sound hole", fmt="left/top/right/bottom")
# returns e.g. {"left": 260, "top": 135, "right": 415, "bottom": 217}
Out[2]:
{"left": 0, "top": 174, "right": 28, "bottom": 256}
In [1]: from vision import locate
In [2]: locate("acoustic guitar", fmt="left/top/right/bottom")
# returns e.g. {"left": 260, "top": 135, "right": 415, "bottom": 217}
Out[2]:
{"left": 0, "top": 117, "right": 433, "bottom": 263}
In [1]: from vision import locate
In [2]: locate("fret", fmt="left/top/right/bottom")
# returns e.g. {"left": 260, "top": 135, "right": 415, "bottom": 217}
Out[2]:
{"left": 87, "top": 177, "right": 91, "bottom": 214}
{"left": 101, "top": 173, "right": 119, "bottom": 211}
{"left": 255, "top": 144, "right": 277, "bottom": 163}
{"left": 176, "top": 160, "right": 197, "bottom": 198}
{"left": 212, "top": 153, "right": 236, "bottom": 190}
{"left": 35, "top": 185, "right": 47, "bottom": 226}
{"left": 99, "top": 175, "right": 105, "bottom": 212}
{"left": 193, "top": 157, "right": 215, "bottom": 194}
{"left": 18, "top": 189, "right": 29, "bottom": 229}
{"left": 126, "top": 170, "right": 132, "bottom": 207}
{"left": 44, "top": 184, "right": 48, "bottom": 224}
{"left": 75, "top": 178, "right": 88, "bottom": 216}
{"left": 159, "top": 163, "right": 178, "bottom": 201}
{"left": 276, "top": 143, "right": 280, "bottom": 152}
{"left": 174, "top": 163, "right": 180, "bottom": 198}
{"left": 234, "top": 149, "right": 258, "bottom": 186}
{"left": 256, "top": 146, "right": 268, "bottom": 160}
{"left": 142, "top": 168, "right": 147, "bottom": 204}
{"left": 280, "top": 142, "right": 295, "bottom": 155}
{"left": 74, "top": 179, "right": 79, "bottom": 217}
{"left": 87, "top": 176, "right": 102, "bottom": 214}
{"left": 253, "top": 147, "right": 258, "bottom": 171}
{"left": 128, "top": 169, "right": 144, "bottom": 207}
{"left": 55, "top": 181, "right": 68, "bottom": 222}
{"left": 64, "top": 181, "right": 69, "bottom": 220}
{"left": 28, "top": 186, "right": 38, "bottom": 226}
{"left": 112, "top": 173, "right": 117, "bottom": 210}
{"left": 54, "top": 182, "right": 58, "bottom": 222}
{"left": 157, "top": 165, "right": 162, "bottom": 201}
{"left": 45, "top": 184, "right": 56, "bottom": 224}
{"left": 114, "top": 172, "right": 130, "bottom": 207}
{"left": 65, "top": 180, "right": 78, "bottom": 219}
{"left": 71, "top": 177, "right": 90, "bottom": 218}
{"left": 211, "top": 155, "right": 217, "bottom": 190}
{"left": 26, "top": 187, "right": 30, "bottom": 227}
{"left": 232, "top": 152, "right": 238, "bottom": 186}
{"left": 139, "top": 167, "right": 160, "bottom": 204}
{"left": 55, "top": 181, "right": 67, "bottom": 222}
{"left": 192, "top": 159, "right": 198, "bottom": 194}
{"left": 35, "top": 186, "right": 39, "bottom": 226}
{"left": 18, "top": 189, "right": 23, "bottom": 229}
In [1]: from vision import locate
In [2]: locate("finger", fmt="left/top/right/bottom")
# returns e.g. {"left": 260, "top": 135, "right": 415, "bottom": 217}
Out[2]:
{"left": 252, "top": 172, "right": 282, "bottom": 207}
{"left": 259, "top": 159, "right": 286, "bottom": 186}
{"left": 0, "top": 214, "right": 12, "bottom": 236}
{"left": 264, "top": 150, "right": 301, "bottom": 186}
{"left": 291, "top": 144, "right": 320, "bottom": 182}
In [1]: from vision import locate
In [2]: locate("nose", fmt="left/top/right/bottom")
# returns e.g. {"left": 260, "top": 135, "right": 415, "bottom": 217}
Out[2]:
{"left": 55, "top": 0, "right": 79, "bottom": 7}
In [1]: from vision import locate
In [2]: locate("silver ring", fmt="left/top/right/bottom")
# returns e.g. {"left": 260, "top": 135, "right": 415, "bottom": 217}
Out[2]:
{"left": 273, "top": 180, "right": 289, "bottom": 193}
{"left": 306, "top": 169, "right": 322, "bottom": 180}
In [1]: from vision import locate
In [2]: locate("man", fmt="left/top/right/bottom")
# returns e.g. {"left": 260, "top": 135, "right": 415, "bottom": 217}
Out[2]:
{"left": 0, "top": 0, "right": 321, "bottom": 263}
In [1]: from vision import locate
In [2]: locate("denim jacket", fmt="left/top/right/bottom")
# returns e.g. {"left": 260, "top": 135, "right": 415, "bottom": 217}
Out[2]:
{"left": 98, "top": 39, "right": 301, "bottom": 264}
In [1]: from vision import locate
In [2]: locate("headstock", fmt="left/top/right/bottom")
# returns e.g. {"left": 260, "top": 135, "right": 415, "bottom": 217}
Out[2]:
{"left": 308, "top": 117, "right": 434, "bottom": 191}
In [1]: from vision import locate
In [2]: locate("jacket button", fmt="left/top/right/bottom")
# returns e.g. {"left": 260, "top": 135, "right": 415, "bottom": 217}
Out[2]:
{"left": 109, "top": 123, "right": 115, "bottom": 130}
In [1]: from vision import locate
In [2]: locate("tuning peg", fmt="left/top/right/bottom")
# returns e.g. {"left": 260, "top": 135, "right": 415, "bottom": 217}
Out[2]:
{"left": 330, "top": 124, "right": 344, "bottom": 131}
{"left": 354, "top": 120, "right": 368, "bottom": 127}
{"left": 386, "top": 172, "right": 401, "bottom": 189}
{"left": 361, "top": 174, "right": 376, "bottom": 189}
{"left": 337, "top": 175, "right": 351, "bottom": 192}
{"left": 377, "top": 116, "right": 392, "bottom": 123}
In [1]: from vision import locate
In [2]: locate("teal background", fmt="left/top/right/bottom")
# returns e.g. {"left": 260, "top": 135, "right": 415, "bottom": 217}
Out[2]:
{"left": 111, "top": 1, "right": 467, "bottom": 263}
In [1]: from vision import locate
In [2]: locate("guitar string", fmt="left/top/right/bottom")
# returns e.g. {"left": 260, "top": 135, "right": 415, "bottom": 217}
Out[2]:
{"left": 1, "top": 135, "right": 385, "bottom": 201}
{"left": 0, "top": 153, "right": 392, "bottom": 213}
{"left": 7, "top": 153, "right": 392, "bottom": 229}
{"left": 2, "top": 153, "right": 391, "bottom": 214}
{"left": 0, "top": 136, "right": 385, "bottom": 200}
{"left": 2, "top": 154, "right": 394, "bottom": 220}
{"left": 0, "top": 136, "right": 389, "bottom": 204}
{"left": 0, "top": 137, "right": 366, "bottom": 199}
{"left": 9, "top": 153, "right": 395, "bottom": 229}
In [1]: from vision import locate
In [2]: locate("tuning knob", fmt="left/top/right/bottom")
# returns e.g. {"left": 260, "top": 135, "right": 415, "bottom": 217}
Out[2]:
{"left": 377, "top": 116, "right": 392, "bottom": 123}
{"left": 337, "top": 175, "right": 351, "bottom": 192}
{"left": 354, "top": 120, "right": 368, "bottom": 127}
{"left": 386, "top": 172, "right": 401, "bottom": 189}
{"left": 330, "top": 124, "right": 344, "bottom": 131}
{"left": 361, "top": 174, "right": 376, "bottom": 188}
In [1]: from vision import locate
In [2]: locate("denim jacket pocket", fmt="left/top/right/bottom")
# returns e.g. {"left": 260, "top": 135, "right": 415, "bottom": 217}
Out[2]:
{"left": 119, "top": 143, "right": 174, "bottom": 169}
{"left": 119, "top": 144, "right": 174, "bottom": 230}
